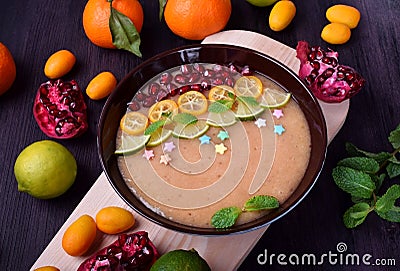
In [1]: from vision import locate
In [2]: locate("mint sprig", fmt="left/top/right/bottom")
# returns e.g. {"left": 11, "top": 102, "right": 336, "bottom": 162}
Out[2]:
{"left": 332, "top": 123, "right": 400, "bottom": 228}
{"left": 208, "top": 100, "right": 233, "bottom": 113}
{"left": 172, "top": 113, "right": 198, "bottom": 125}
{"left": 211, "top": 195, "right": 279, "bottom": 229}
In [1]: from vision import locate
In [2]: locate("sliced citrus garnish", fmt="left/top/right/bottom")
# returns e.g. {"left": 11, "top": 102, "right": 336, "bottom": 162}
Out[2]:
{"left": 260, "top": 87, "right": 292, "bottom": 108}
{"left": 148, "top": 100, "right": 178, "bottom": 123}
{"left": 233, "top": 101, "right": 265, "bottom": 121}
{"left": 120, "top": 111, "right": 149, "bottom": 135}
{"left": 206, "top": 110, "right": 237, "bottom": 127}
{"left": 208, "top": 85, "right": 235, "bottom": 102}
{"left": 146, "top": 128, "right": 173, "bottom": 147}
{"left": 115, "top": 134, "right": 150, "bottom": 155}
{"left": 172, "top": 120, "right": 209, "bottom": 139}
{"left": 233, "top": 76, "right": 263, "bottom": 99}
{"left": 177, "top": 91, "right": 208, "bottom": 116}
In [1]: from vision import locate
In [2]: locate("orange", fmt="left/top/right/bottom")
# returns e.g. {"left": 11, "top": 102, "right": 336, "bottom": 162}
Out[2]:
{"left": 83, "top": 0, "right": 144, "bottom": 49}
{"left": 0, "top": 42, "right": 16, "bottom": 95}
{"left": 164, "top": 0, "right": 232, "bottom": 40}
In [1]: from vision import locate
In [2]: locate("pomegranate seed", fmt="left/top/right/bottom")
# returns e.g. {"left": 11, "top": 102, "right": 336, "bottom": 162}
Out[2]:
{"left": 148, "top": 83, "right": 160, "bottom": 96}
{"left": 159, "top": 72, "right": 172, "bottom": 85}
{"left": 193, "top": 63, "right": 205, "bottom": 74}
{"left": 128, "top": 101, "right": 140, "bottom": 111}
{"left": 174, "top": 74, "right": 187, "bottom": 84}
{"left": 180, "top": 64, "right": 192, "bottom": 75}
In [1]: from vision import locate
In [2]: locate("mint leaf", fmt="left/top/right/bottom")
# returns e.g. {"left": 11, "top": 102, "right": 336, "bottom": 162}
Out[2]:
{"left": 386, "top": 159, "right": 400, "bottom": 178}
{"left": 172, "top": 113, "right": 198, "bottom": 125}
{"left": 388, "top": 124, "right": 400, "bottom": 149}
{"left": 208, "top": 101, "right": 231, "bottom": 113}
{"left": 159, "top": 0, "right": 167, "bottom": 21}
{"left": 332, "top": 166, "right": 375, "bottom": 199}
{"left": 109, "top": 5, "right": 142, "bottom": 57}
{"left": 375, "top": 206, "right": 400, "bottom": 222}
{"left": 243, "top": 195, "right": 279, "bottom": 211}
{"left": 371, "top": 173, "right": 386, "bottom": 192}
{"left": 144, "top": 120, "right": 166, "bottom": 135}
{"left": 211, "top": 207, "right": 242, "bottom": 229}
{"left": 237, "top": 96, "right": 259, "bottom": 107}
{"left": 343, "top": 202, "right": 371, "bottom": 228}
{"left": 375, "top": 184, "right": 400, "bottom": 213}
{"left": 337, "top": 157, "right": 380, "bottom": 174}
{"left": 345, "top": 143, "right": 392, "bottom": 164}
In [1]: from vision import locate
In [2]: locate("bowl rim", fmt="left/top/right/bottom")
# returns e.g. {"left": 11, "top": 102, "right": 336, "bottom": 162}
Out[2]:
{"left": 97, "top": 43, "right": 327, "bottom": 236}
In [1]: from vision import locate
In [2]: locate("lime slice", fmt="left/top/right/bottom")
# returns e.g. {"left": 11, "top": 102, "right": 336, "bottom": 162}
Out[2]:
{"left": 115, "top": 134, "right": 150, "bottom": 155}
{"left": 234, "top": 101, "right": 265, "bottom": 121}
{"left": 146, "top": 128, "right": 172, "bottom": 147}
{"left": 206, "top": 110, "right": 237, "bottom": 127}
{"left": 172, "top": 120, "right": 209, "bottom": 139}
{"left": 260, "top": 87, "right": 291, "bottom": 109}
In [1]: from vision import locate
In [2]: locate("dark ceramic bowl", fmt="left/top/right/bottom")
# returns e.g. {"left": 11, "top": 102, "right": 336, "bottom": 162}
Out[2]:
{"left": 98, "top": 44, "right": 327, "bottom": 235}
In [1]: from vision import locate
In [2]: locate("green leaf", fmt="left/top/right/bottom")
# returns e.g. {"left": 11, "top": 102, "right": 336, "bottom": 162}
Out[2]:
{"left": 236, "top": 96, "right": 259, "bottom": 107}
{"left": 388, "top": 123, "right": 400, "bottom": 149}
{"left": 144, "top": 120, "right": 166, "bottom": 135}
{"left": 159, "top": 0, "right": 167, "bottom": 21}
{"left": 243, "top": 195, "right": 279, "bottom": 211}
{"left": 375, "top": 206, "right": 400, "bottom": 222}
{"left": 332, "top": 166, "right": 375, "bottom": 199}
{"left": 172, "top": 113, "right": 198, "bottom": 125}
{"left": 211, "top": 207, "right": 242, "bottom": 229}
{"left": 375, "top": 184, "right": 400, "bottom": 213}
{"left": 208, "top": 101, "right": 231, "bottom": 113}
{"left": 343, "top": 202, "right": 371, "bottom": 228}
{"left": 109, "top": 5, "right": 142, "bottom": 57}
{"left": 371, "top": 173, "right": 386, "bottom": 192}
{"left": 345, "top": 143, "right": 392, "bottom": 164}
{"left": 337, "top": 157, "right": 380, "bottom": 174}
{"left": 386, "top": 162, "right": 400, "bottom": 178}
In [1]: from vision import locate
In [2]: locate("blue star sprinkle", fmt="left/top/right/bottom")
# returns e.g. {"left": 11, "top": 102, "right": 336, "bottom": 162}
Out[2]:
{"left": 217, "top": 130, "right": 229, "bottom": 141}
{"left": 199, "top": 134, "right": 211, "bottom": 145}
{"left": 274, "top": 124, "right": 285, "bottom": 135}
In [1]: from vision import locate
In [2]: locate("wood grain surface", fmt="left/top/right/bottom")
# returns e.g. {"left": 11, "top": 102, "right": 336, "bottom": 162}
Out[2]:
{"left": 1, "top": 1, "right": 399, "bottom": 270}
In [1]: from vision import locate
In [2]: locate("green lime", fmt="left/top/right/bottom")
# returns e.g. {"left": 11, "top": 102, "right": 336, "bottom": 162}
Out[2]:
{"left": 150, "top": 249, "right": 211, "bottom": 271}
{"left": 147, "top": 128, "right": 172, "bottom": 147}
{"left": 260, "top": 87, "right": 291, "bottom": 109}
{"left": 234, "top": 101, "right": 265, "bottom": 120}
{"left": 115, "top": 134, "right": 150, "bottom": 155}
{"left": 14, "top": 140, "right": 77, "bottom": 199}
{"left": 206, "top": 110, "right": 237, "bottom": 127}
{"left": 172, "top": 120, "right": 209, "bottom": 139}
{"left": 246, "top": 0, "right": 279, "bottom": 7}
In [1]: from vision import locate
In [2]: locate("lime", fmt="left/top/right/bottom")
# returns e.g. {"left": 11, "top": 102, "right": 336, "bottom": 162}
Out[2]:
{"left": 14, "top": 140, "right": 77, "bottom": 199}
{"left": 172, "top": 120, "right": 209, "bottom": 139}
{"left": 115, "top": 134, "right": 151, "bottom": 155}
{"left": 146, "top": 128, "right": 172, "bottom": 147}
{"left": 246, "top": 0, "right": 279, "bottom": 7}
{"left": 260, "top": 87, "right": 291, "bottom": 109}
{"left": 206, "top": 110, "right": 237, "bottom": 127}
{"left": 150, "top": 249, "right": 211, "bottom": 271}
{"left": 234, "top": 101, "right": 265, "bottom": 120}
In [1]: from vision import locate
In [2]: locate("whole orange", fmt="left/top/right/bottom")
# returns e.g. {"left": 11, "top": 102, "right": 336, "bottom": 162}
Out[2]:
{"left": 83, "top": 0, "right": 144, "bottom": 49}
{"left": 164, "top": 0, "right": 232, "bottom": 40}
{"left": 0, "top": 42, "right": 16, "bottom": 95}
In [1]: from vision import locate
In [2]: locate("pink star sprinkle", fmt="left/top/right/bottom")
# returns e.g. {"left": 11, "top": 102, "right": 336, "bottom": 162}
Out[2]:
{"left": 163, "top": 141, "right": 176, "bottom": 152}
{"left": 272, "top": 109, "right": 284, "bottom": 119}
{"left": 160, "top": 154, "right": 172, "bottom": 165}
{"left": 142, "top": 149, "right": 155, "bottom": 160}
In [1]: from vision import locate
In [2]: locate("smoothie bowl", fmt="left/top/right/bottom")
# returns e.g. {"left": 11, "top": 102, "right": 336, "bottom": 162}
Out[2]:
{"left": 98, "top": 44, "right": 327, "bottom": 235}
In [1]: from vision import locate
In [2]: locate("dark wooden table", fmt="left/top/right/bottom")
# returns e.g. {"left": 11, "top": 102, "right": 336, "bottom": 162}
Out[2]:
{"left": 1, "top": 0, "right": 399, "bottom": 270}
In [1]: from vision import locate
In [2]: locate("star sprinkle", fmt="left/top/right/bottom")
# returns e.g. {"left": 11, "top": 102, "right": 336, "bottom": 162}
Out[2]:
{"left": 199, "top": 134, "right": 211, "bottom": 145}
{"left": 254, "top": 118, "right": 267, "bottom": 128}
{"left": 160, "top": 154, "right": 172, "bottom": 165}
{"left": 274, "top": 124, "right": 285, "bottom": 135}
{"left": 217, "top": 130, "right": 229, "bottom": 141}
{"left": 142, "top": 149, "right": 155, "bottom": 160}
{"left": 272, "top": 109, "right": 284, "bottom": 119}
{"left": 163, "top": 141, "right": 176, "bottom": 152}
{"left": 215, "top": 143, "right": 228, "bottom": 154}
